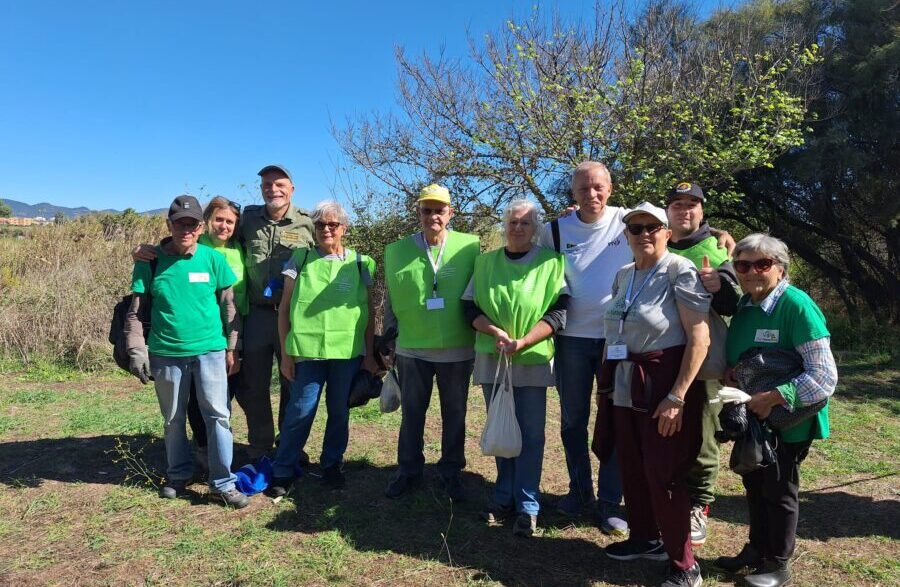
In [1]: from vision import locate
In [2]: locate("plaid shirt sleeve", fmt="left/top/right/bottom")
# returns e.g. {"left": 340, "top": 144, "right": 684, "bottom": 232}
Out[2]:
{"left": 790, "top": 337, "right": 838, "bottom": 406}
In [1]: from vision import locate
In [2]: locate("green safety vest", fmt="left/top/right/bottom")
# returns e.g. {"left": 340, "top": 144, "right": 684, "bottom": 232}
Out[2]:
{"left": 473, "top": 247, "right": 566, "bottom": 364}
{"left": 668, "top": 235, "right": 729, "bottom": 269}
{"left": 284, "top": 247, "right": 374, "bottom": 359}
{"left": 384, "top": 231, "right": 479, "bottom": 349}
{"left": 198, "top": 234, "right": 249, "bottom": 316}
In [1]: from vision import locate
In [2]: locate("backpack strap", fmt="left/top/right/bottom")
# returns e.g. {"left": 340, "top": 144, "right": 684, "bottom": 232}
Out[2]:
{"left": 356, "top": 250, "right": 362, "bottom": 275}
{"left": 551, "top": 219, "right": 561, "bottom": 253}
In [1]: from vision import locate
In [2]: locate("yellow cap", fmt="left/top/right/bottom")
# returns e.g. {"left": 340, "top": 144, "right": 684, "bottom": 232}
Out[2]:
{"left": 416, "top": 183, "right": 451, "bottom": 205}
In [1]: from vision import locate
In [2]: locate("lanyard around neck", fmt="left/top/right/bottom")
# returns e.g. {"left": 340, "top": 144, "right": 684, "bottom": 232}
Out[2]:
{"left": 420, "top": 232, "right": 447, "bottom": 297}
{"left": 619, "top": 254, "right": 668, "bottom": 335}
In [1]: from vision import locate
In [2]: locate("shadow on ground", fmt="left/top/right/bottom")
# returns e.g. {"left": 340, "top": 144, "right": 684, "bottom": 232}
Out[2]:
{"left": 709, "top": 476, "right": 900, "bottom": 542}
{"left": 0, "top": 434, "right": 265, "bottom": 487}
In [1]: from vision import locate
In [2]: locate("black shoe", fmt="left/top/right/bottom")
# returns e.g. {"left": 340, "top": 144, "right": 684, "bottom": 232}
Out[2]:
{"left": 211, "top": 488, "right": 250, "bottom": 509}
{"left": 440, "top": 474, "right": 466, "bottom": 502}
{"left": 744, "top": 561, "right": 790, "bottom": 587}
{"left": 660, "top": 562, "right": 702, "bottom": 587}
{"left": 159, "top": 478, "right": 189, "bottom": 499}
{"left": 512, "top": 513, "right": 538, "bottom": 537}
{"left": 479, "top": 503, "right": 514, "bottom": 524}
{"left": 714, "top": 543, "right": 763, "bottom": 573}
{"left": 606, "top": 538, "right": 669, "bottom": 561}
{"left": 266, "top": 476, "right": 295, "bottom": 498}
{"left": 385, "top": 473, "right": 423, "bottom": 499}
{"left": 321, "top": 465, "right": 346, "bottom": 490}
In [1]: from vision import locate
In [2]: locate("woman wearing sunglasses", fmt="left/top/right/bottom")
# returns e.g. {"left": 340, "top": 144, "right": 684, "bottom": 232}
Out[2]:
{"left": 715, "top": 234, "right": 837, "bottom": 587}
{"left": 599, "top": 202, "right": 711, "bottom": 587}
{"left": 268, "top": 201, "right": 376, "bottom": 495}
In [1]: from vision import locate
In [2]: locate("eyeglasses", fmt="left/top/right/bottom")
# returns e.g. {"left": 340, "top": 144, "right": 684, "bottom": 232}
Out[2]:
{"left": 419, "top": 206, "right": 448, "bottom": 216}
{"left": 734, "top": 258, "right": 779, "bottom": 274}
{"left": 314, "top": 221, "right": 342, "bottom": 231}
{"left": 172, "top": 220, "right": 202, "bottom": 232}
{"left": 626, "top": 223, "right": 665, "bottom": 236}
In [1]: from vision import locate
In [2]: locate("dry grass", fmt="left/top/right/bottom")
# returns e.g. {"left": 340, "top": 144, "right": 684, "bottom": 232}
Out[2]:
{"left": 0, "top": 215, "right": 165, "bottom": 369}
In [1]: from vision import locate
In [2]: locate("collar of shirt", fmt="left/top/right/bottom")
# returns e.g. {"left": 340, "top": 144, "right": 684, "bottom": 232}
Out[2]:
{"left": 738, "top": 278, "right": 789, "bottom": 315}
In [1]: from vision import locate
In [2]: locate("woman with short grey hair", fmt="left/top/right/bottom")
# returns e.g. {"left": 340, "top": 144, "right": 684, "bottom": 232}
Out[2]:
{"left": 503, "top": 199, "right": 544, "bottom": 243}
{"left": 311, "top": 200, "right": 351, "bottom": 227}
{"left": 716, "top": 233, "right": 837, "bottom": 587}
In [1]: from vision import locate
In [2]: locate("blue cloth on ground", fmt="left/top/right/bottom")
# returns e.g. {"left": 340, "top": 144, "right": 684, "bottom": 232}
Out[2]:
{"left": 235, "top": 456, "right": 273, "bottom": 496}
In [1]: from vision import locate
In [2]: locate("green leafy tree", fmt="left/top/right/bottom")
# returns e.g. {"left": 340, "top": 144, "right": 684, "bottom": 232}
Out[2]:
{"left": 335, "top": 0, "right": 817, "bottom": 225}
{"left": 0, "top": 199, "right": 11, "bottom": 218}
{"left": 723, "top": 0, "right": 899, "bottom": 324}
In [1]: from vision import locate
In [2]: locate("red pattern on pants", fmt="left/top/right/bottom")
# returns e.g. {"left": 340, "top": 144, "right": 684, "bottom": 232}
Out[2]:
{"left": 612, "top": 349, "right": 704, "bottom": 571}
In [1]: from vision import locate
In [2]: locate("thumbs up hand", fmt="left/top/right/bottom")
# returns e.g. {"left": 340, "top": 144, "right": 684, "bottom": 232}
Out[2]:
{"left": 699, "top": 254, "right": 721, "bottom": 294}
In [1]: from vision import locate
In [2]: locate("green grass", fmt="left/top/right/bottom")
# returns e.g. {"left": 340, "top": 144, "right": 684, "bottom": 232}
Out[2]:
{"left": 0, "top": 355, "right": 897, "bottom": 586}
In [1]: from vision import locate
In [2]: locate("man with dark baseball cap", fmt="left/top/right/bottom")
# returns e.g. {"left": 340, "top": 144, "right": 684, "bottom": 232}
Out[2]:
{"left": 666, "top": 180, "right": 740, "bottom": 547}
{"left": 168, "top": 195, "right": 204, "bottom": 222}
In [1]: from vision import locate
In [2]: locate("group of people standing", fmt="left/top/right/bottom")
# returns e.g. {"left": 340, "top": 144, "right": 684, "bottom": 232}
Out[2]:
{"left": 125, "top": 160, "right": 837, "bottom": 587}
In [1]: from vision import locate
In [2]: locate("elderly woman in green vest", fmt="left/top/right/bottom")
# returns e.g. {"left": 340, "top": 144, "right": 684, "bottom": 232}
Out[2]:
{"left": 714, "top": 234, "right": 837, "bottom": 587}
{"left": 462, "top": 199, "right": 568, "bottom": 537}
{"left": 181, "top": 197, "right": 249, "bottom": 466}
{"left": 267, "top": 201, "right": 376, "bottom": 495}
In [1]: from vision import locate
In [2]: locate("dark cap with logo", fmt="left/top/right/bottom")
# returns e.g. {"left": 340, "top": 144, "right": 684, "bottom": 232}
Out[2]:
{"left": 667, "top": 182, "right": 705, "bottom": 203}
{"left": 257, "top": 164, "right": 293, "bottom": 182}
{"left": 168, "top": 195, "right": 203, "bottom": 222}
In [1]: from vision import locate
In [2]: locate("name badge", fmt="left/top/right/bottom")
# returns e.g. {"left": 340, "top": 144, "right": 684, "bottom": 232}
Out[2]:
{"left": 426, "top": 297, "right": 445, "bottom": 310}
{"left": 607, "top": 344, "right": 628, "bottom": 360}
{"left": 188, "top": 272, "right": 210, "bottom": 283}
{"left": 754, "top": 329, "right": 780, "bottom": 343}
{"left": 281, "top": 231, "right": 300, "bottom": 243}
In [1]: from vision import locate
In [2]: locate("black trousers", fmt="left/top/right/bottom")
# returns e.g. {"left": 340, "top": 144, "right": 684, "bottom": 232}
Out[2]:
{"left": 742, "top": 438, "right": 812, "bottom": 565}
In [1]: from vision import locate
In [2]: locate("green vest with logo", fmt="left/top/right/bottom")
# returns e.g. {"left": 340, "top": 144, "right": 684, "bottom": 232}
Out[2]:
{"left": 473, "top": 247, "right": 566, "bottom": 364}
{"left": 199, "top": 234, "right": 248, "bottom": 316}
{"left": 668, "top": 236, "right": 729, "bottom": 269}
{"left": 384, "top": 231, "right": 479, "bottom": 350}
{"left": 284, "top": 247, "right": 374, "bottom": 359}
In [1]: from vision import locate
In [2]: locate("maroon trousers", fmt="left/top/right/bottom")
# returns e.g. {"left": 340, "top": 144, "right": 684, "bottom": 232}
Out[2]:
{"left": 612, "top": 348, "right": 704, "bottom": 571}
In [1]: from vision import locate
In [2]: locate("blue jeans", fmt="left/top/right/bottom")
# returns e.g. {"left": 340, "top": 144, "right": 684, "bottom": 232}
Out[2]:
{"left": 555, "top": 335, "right": 622, "bottom": 505}
{"left": 272, "top": 357, "right": 362, "bottom": 478}
{"left": 482, "top": 384, "right": 546, "bottom": 516}
{"left": 150, "top": 350, "right": 236, "bottom": 492}
{"left": 396, "top": 356, "right": 473, "bottom": 478}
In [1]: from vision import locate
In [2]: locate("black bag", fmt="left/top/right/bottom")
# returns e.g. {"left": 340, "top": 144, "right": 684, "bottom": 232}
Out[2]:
{"left": 347, "top": 369, "right": 384, "bottom": 409}
{"left": 729, "top": 417, "right": 778, "bottom": 476}
{"left": 716, "top": 402, "right": 749, "bottom": 443}
{"left": 735, "top": 347, "right": 828, "bottom": 431}
{"left": 108, "top": 259, "right": 157, "bottom": 373}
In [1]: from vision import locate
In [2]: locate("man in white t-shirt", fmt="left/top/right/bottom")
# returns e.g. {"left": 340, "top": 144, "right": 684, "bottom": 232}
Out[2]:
{"left": 538, "top": 161, "right": 632, "bottom": 534}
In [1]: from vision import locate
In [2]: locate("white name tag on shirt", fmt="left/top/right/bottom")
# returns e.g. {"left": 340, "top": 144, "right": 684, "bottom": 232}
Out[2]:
{"left": 188, "top": 272, "right": 210, "bottom": 283}
{"left": 607, "top": 344, "right": 628, "bottom": 360}
{"left": 426, "top": 297, "right": 445, "bottom": 310}
{"left": 754, "top": 329, "right": 780, "bottom": 343}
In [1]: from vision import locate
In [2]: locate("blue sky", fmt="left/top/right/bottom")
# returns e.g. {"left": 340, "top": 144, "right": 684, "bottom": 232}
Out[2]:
{"left": 1, "top": 1, "right": 725, "bottom": 213}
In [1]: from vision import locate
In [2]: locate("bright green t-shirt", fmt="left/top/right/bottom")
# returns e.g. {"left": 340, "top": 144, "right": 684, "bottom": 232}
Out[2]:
{"left": 199, "top": 233, "right": 248, "bottom": 316}
{"left": 131, "top": 243, "right": 237, "bottom": 357}
{"left": 726, "top": 284, "right": 831, "bottom": 442}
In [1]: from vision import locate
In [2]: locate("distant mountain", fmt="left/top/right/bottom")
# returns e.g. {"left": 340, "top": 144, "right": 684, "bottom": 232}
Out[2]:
{"left": 0, "top": 198, "right": 165, "bottom": 219}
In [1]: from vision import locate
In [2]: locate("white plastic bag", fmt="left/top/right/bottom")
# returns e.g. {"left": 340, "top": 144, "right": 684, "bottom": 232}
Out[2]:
{"left": 717, "top": 385, "right": 752, "bottom": 405}
{"left": 480, "top": 355, "right": 522, "bottom": 458}
{"left": 379, "top": 368, "right": 401, "bottom": 413}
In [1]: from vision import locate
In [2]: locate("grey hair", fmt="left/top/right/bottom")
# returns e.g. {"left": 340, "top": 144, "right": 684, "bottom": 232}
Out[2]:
{"left": 571, "top": 160, "right": 612, "bottom": 187}
{"left": 733, "top": 233, "right": 791, "bottom": 278}
{"left": 311, "top": 200, "right": 350, "bottom": 226}
{"left": 503, "top": 198, "right": 544, "bottom": 243}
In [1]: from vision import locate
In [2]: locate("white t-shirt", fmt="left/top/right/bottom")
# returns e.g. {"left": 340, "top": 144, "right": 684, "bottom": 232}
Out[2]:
{"left": 538, "top": 206, "right": 632, "bottom": 339}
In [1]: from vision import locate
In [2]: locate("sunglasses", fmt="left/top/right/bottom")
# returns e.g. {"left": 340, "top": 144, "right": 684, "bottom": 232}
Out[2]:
{"left": 227, "top": 199, "right": 242, "bottom": 213}
{"left": 172, "top": 220, "right": 202, "bottom": 232}
{"left": 734, "top": 258, "right": 779, "bottom": 274}
{"left": 314, "top": 221, "right": 342, "bottom": 231}
{"left": 626, "top": 223, "right": 665, "bottom": 236}
{"left": 419, "top": 206, "right": 448, "bottom": 216}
